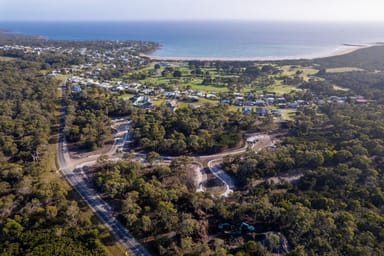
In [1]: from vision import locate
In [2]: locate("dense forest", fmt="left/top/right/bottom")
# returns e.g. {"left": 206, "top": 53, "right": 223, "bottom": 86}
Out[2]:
{"left": 94, "top": 158, "right": 230, "bottom": 255}
{"left": 63, "top": 87, "right": 272, "bottom": 154}
{"left": 0, "top": 61, "right": 106, "bottom": 255}
{"left": 223, "top": 101, "right": 384, "bottom": 255}
{"left": 64, "top": 86, "right": 113, "bottom": 150}
{"left": 130, "top": 105, "right": 268, "bottom": 155}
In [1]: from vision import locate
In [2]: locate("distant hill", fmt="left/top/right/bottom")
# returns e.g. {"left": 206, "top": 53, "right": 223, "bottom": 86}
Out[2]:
{"left": 314, "top": 45, "right": 384, "bottom": 70}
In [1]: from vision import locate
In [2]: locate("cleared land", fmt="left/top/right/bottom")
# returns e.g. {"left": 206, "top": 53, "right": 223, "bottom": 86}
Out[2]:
{"left": 0, "top": 56, "right": 17, "bottom": 61}
{"left": 326, "top": 67, "right": 365, "bottom": 73}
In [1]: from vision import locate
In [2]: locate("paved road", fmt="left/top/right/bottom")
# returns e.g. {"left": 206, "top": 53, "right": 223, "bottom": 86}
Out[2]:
{"left": 205, "top": 134, "right": 273, "bottom": 197}
{"left": 57, "top": 80, "right": 150, "bottom": 256}
{"left": 207, "top": 159, "right": 235, "bottom": 197}
{"left": 199, "top": 135, "right": 272, "bottom": 160}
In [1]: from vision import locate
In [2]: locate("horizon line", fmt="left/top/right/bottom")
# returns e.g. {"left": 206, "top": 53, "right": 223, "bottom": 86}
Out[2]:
{"left": 1, "top": 19, "right": 384, "bottom": 23}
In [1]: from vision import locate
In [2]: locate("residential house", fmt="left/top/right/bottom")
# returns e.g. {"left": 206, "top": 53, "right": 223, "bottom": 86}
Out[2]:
{"left": 256, "top": 107, "right": 269, "bottom": 116}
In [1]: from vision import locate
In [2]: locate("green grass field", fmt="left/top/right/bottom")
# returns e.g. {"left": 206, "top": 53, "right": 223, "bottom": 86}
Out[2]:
{"left": 180, "top": 83, "right": 230, "bottom": 92}
{"left": 0, "top": 56, "right": 17, "bottom": 61}
{"left": 264, "top": 80, "right": 300, "bottom": 94}
{"left": 280, "top": 65, "right": 319, "bottom": 81}
{"left": 333, "top": 84, "right": 350, "bottom": 91}
{"left": 123, "top": 62, "right": 312, "bottom": 121}
{"left": 119, "top": 93, "right": 135, "bottom": 100}
{"left": 280, "top": 109, "right": 297, "bottom": 120}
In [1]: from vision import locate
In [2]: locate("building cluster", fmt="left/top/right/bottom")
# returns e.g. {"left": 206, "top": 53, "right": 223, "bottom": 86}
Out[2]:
{"left": 68, "top": 71, "right": 369, "bottom": 118}
{"left": 0, "top": 42, "right": 153, "bottom": 80}
{"left": 0, "top": 44, "right": 61, "bottom": 55}
{"left": 3, "top": 42, "right": 366, "bottom": 117}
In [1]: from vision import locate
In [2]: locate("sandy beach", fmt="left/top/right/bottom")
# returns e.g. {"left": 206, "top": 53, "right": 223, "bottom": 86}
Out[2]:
{"left": 142, "top": 44, "right": 374, "bottom": 62}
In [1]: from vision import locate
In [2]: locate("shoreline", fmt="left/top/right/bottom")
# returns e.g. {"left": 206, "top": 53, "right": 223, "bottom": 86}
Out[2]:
{"left": 0, "top": 25, "right": 377, "bottom": 62}
{"left": 142, "top": 44, "right": 374, "bottom": 62}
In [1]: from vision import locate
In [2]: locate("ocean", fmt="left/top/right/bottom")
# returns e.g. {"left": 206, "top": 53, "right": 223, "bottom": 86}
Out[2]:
{"left": 1, "top": 21, "right": 384, "bottom": 60}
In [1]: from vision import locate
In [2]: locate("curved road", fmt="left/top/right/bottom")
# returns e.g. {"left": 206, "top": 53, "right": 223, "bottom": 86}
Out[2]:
{"left": 207, "top": 159, "right": 235, "bottom": 197}
{"left": 57, "top": 80, "right": 150, "bottom": 256}
{"left": 204, "top": 134, "right": 273, "bottom": 197}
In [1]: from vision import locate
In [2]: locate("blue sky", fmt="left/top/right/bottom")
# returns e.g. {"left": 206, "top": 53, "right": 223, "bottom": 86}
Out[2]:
{"left": 1, "top": 0, "right": 384, "bottom": 22}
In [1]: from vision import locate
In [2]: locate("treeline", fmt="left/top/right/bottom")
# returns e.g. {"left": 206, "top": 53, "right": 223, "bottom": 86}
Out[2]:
{"left": 319, "top": 70, "right": 384, "bottom": 102}
{"left": 0, "top": 61, "right": 106, "bottom": 255}
{"left": 0, "top": 31, "right": 158, "bottom": 52}
{"left": 130, "top": 104, "right": 266, "bottom": 155}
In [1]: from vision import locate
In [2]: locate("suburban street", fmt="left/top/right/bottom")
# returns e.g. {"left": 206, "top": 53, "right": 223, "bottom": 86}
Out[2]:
{"left": 57, "top": 79, "right": 274, "bottom": 253}
{"left": 57, "top": 80, "right": 151, "bottom": 256}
